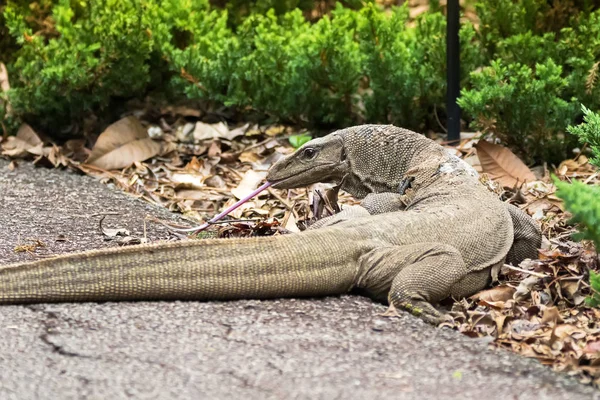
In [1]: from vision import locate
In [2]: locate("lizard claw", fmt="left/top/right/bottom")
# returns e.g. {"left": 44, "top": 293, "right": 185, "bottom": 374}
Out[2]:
{"left": 394, "top": 299, "right": 446, "bottom": 325}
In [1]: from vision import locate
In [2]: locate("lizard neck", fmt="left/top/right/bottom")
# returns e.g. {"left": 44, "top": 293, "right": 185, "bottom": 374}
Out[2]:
{"left": 339, "top": 125, "right": 441, "bottom": 198}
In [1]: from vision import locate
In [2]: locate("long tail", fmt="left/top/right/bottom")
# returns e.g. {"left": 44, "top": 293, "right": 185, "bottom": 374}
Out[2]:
{"left": 0, "top": 231, "right": 360, "bottom": 304}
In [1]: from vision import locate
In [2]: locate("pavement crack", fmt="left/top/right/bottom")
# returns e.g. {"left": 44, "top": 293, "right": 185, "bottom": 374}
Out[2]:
{"left": 25, "top": 305, "right": 94, "bottom": 359}
{"left": 39, "top": 333, "right": 92, "bottom": 359}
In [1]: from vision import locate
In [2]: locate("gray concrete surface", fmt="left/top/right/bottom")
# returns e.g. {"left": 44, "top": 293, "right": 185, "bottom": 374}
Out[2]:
{"left": 0, "top": 159, "right": 597, "bottom": 400}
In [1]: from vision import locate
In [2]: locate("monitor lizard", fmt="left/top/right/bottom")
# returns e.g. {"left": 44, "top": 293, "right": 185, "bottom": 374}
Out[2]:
{"left": 0, "top": 125, "right": 541, "bottom": 324}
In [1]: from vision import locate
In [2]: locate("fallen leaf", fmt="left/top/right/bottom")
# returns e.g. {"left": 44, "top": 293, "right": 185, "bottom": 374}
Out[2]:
{"left": 558, "top": 159, "right": 580, "bottom": 176}
{"left": 284, "top": 212, "right": 300, "bottom": 233}
{"left": 171, "top": 172, "right": 205, "bottom": 189}
{"left": 264, "top": 125, "right": 286, "bottom": 137}
{"left": 231, "top": 170, "right": 268, "bottom": 200}
{"left": 553, "top": 324, "right": 586, "bottom": 340}
{"left": 184, "top": 156, "right": 203, "bottom": 172}
{"left": 513, "top": 275, "right": 540, "bottom": 300}
{"left": 475, "top": 140, "right": 536, "bottom": 187}
{"left": 471, "top": 285, "right": 516, "bottom": 302}
{"left": 560, "top": 281, "right": 586, "bottom": 306}
{"left": 1, "top": 124, "right": 44, "bottom": 158}
{"left": 63, "top": 139, "right": 90, "bottom": 162}
{"left": 193, "top": 122, "right": 248, "bottom": 141}
{"left": 585, "top": 341, "right": 600, "bottom": 354}
{"left": 99, "top": 216, "right": 130, "bottom": 238}
{"left": 0, "top": 62, "right": 10, "bottom": 93}
{"left": 541, "top": 306, "right": 563, "bottom": 324}
{"left": 85, "top": 116, "right": 161, "bottom": 170}
{"left": 204, "top": 175, "right": 227, "bottom": 188}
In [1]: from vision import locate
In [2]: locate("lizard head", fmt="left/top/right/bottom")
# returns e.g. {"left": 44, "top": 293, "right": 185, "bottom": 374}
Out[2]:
{"left": 266, "top": 133, "right": 348, "bottom": 189}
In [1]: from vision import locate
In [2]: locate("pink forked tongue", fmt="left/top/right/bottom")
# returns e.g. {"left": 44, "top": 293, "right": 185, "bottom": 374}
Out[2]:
{"left": 174, "top": 181, "right": 273, "bottom": 233}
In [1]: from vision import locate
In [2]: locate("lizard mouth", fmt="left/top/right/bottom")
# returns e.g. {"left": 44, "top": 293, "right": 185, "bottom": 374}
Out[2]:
{"left": 268, "top": 162, "right": 338, "bottom": 188}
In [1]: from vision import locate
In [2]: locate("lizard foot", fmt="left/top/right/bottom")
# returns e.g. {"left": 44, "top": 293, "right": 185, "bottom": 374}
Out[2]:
{"left": 395, "top": 299, "right": 444, "bottom": 325}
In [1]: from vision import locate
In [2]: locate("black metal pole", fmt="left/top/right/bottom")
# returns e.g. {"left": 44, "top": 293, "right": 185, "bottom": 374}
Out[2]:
{"left": 446, "top": 0, "right": 460, "bottom": 143}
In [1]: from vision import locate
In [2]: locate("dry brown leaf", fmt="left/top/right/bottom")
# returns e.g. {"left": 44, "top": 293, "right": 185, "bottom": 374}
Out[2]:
{"left": 85, "top": 116, "right": 161, "bottom": 170}
{"left": 1, "top": 124, "right": 44, "bottom": 158}
{"left": 471, "top": 285, "right": 516, "bottom": 303}
{"left": 64, "top": 139, "right": 91, "bottom": 162}
{"left": 174, "top": 189, "right": 224, "bottom": 202}
{"left": 541, "top": 306, "right": 563, "bottom": 325}
{"left": 584, "top": 341, "right": 600, "bottom": 354}
{"left": 193, "top": 122, "right": 249, "bottom": 142}
{"left": 475, "top": 140, "right": 536, "bottom": 187}
{"left": 558, "top": 159, "right": 580, "bottom": 176}
{"left": 171, "top": 172, "right": 205, "bottom": 189}
{"left": 513, "top": 275, "right": 540, "bottom": 300}
{"left": 0, "top": 62, "right": 10, "bottom": 116}
{"left": 264, "top": 125, "right": 286, "bottom": 137}
{"left": 0, "top": 62, "right": 10, "bottom": 93}
{"left": 99, "top": 215, "right": 130, "bottom": 238}
{"left": 231, "top": 170, "right": 267, "bottom": 200}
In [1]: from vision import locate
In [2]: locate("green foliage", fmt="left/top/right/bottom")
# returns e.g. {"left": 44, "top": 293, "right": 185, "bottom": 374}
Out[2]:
{"left": 211, "top": 0, "right": 370, "bottom": 27}
{"left": 358, "top": 6, "right": 483, "bottom": 129}
{"left": 458, "top": 59, "right": 578, "bottom": 164}
{"left": 463, "top": 3, "right": 600, "bottom": 162}
{"left": 587, "top": 270, "right": 600, "bottom": 308}
{"left": 554, "top": 107, "right": 600, "bottom": 307}
{"left": 567, "top": 105, "right": 600, "bottom": 167}
{"left": 555, "top": 178, "right": 600, "bottom": 247}
{"left": 357, "top": 4, "right": 481, "bottom": 129}
{"left": 554, "top": 178, "right": 600, "bottom": 307}
{"left": 4, "top": 0, "right": 155, "bottom": 132}
{"left": 1, "top": 0, "right": 600, "bottom": 155}
{"left": 289, "top": 133, "right": 312, "bottom": 148}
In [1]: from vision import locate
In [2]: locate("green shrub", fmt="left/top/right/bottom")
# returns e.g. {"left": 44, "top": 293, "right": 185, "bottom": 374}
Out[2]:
{"left": 1, "top": 0, "right": 600, "bottom": 153}
{"left": 458, "top": 59, "right": 578, "bottom": 164}
{"left": 477, "top": 0, "right": 598, "bottom": 58}
{"left": 567, "top": 105, "right": 600, "bottom": 166}
{"left": 554, "top": 178, "right": 600, "bottom": 307}
{"left": 210, "top": 0, "right": 370, "bottom": 27}
{"left": 587, "top": 271, "right": 600, "bottom": 308}
{"left": 555, "top": 108, "right": 600, "bottom": 307}
{"left": 4, "top": 0, "right": 155, "bottom": 133}
{"left": 466, "top": 3, "right": 600, "bottom": 161}
{"left": 555, "top": 178, "right": 600, "bottom": 247}
{"left": 358, "top": 5, "right": 482, "bottom": 129}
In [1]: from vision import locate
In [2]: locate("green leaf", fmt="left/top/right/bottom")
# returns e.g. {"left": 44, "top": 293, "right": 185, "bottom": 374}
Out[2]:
{"left": 289, "top": 134, "right": 312, "bottom": 149}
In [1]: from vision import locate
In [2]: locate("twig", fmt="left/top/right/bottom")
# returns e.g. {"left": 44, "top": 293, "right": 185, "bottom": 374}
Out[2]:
{"left": 433, "top": 103, "right": 448, "bottom": 134}
{"left": 165, "top": 181, "right": 273, "bottom": 233}
{"left": 503, "top": 264, "right": 548, "bottom": 278}
{"left": 584, "top": 171, "right": 599, "bottom": 184}
{"left": 267, "top": 187, "right": 293, "bottom": 210}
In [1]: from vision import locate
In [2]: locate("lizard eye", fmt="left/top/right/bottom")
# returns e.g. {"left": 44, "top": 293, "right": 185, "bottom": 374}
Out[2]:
{"left": 302, "top": 147, "right": 318, "bottom": 160}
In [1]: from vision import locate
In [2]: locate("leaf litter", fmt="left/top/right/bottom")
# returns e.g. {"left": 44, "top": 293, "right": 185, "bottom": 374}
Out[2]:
{"left": 2, "top": 117, "right": 600, "bottom": 387}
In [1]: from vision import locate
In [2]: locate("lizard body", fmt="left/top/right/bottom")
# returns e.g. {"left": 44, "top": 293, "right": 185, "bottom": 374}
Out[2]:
{"left": 282, "top": 127, "right": 541, "bottom": 266}
{"left": 0, "top": 125, "right": 539, "bottom": 323}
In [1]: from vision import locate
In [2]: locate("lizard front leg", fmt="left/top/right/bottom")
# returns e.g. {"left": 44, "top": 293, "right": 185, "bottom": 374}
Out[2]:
{"left": 308, "top": 206, "right": 371, "bottom": 230}
{"left": 356, "top": 243, "right": 480, "bottom": 325}
{"left": 308, "top": 192, "right": 408, "bottom": 230}
{"left": 360, "top": 192, "right": 408, "bottom": 214}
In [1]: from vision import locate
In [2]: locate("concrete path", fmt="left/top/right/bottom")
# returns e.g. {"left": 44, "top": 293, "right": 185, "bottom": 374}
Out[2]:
{"left": 0, "top": 160, "right": 596, "bottom": 400}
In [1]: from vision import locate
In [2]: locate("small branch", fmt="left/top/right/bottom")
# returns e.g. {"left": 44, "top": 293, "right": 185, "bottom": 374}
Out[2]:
{"left": 503, "top": 264, "right": 548, "bottom": 278}
{"left": 163, "top": 181, "right": 273, "bottom": 233}
{"left": 267, "top": 187, "right": 293, "bottom": 210}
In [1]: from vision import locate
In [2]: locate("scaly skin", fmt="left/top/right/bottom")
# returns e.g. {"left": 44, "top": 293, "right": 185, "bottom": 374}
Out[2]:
{"left": 0, "top": 125, "right": 521, "bottom": 324}
{"left": 267, "top": 125, "right": 541, "bottom": 266}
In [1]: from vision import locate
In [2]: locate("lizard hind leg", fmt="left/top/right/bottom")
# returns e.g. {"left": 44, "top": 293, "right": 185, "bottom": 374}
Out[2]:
{"left": 357, "top": 243, "right": 469, "bottom": 325}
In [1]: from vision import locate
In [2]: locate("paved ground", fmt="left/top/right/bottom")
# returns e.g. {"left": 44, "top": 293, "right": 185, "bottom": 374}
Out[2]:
{"left": 0, "top": 159, "right": 597, "bottom": 400}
